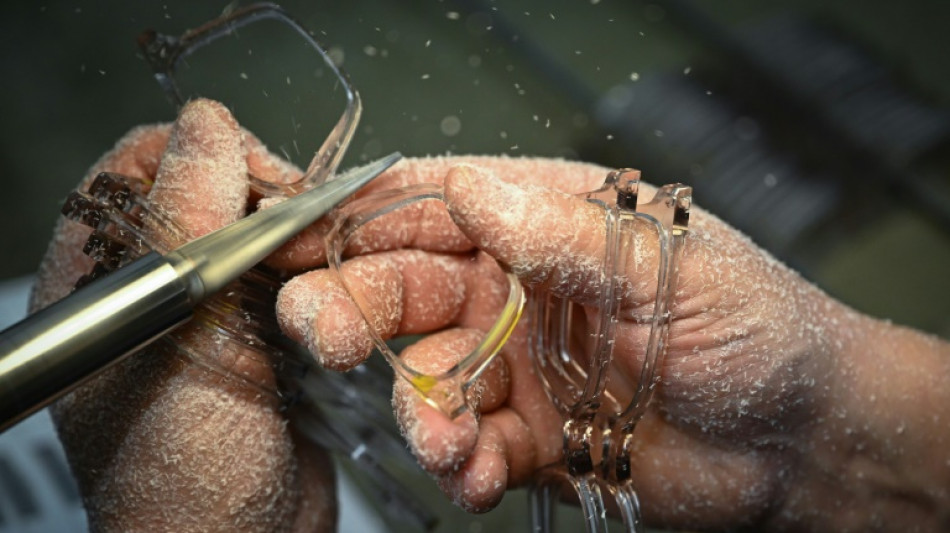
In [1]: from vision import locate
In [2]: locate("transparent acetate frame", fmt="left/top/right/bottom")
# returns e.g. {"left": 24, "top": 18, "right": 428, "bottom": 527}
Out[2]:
{"left": 55, "top": 5, "right": 440, "bottom": 530}
{"left": 138, "top": 2, "right": 360, "bottom": 195}
{"left": 528, "top": 170, "right": 692, "bottom": 533}
{"left": 325, "top": 184, "right": 527, "bottom": 419}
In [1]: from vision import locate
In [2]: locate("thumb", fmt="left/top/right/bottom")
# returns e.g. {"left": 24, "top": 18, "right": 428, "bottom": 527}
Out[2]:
{"left": 445, "top": 164, "right": 658, "bottom": 309}
{"left": 147, "top": 98, "right": 249, "bottom": 243}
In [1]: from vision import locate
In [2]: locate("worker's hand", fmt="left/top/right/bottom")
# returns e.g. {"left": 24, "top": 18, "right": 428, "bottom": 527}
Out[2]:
{"left": 276, "top": 157, "right": 950, "bottom": 531}
{"left": 31, "top": 99, "right": 335, "bottom": 532}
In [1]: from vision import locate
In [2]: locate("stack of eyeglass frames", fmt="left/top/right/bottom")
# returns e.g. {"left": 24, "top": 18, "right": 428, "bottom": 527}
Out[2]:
{"left": 60, "top": 3, "right": 436, "bottom": 530}
{"left": 528, "top": 171, "right": 692, "bottom": 533}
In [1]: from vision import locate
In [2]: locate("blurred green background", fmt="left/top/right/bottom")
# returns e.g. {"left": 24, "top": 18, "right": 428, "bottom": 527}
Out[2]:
{"left": 0, "top": 1, "right": 948, "bottom": 531}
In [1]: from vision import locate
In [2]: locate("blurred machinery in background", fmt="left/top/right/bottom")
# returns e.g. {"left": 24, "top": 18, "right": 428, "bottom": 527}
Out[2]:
{"left": 460, "top": 0, "right": 950, "bottom": 265}
{"left": 594, "top": 3, "right": 950, "bottom": 262}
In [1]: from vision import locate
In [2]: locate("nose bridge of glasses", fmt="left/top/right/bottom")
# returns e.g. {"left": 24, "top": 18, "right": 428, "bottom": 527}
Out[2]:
{"left": 634, "top": 183, "right": 693, "bottom": 232}
{"left": 563, "top": 415, "right": 602, "bottom": 477}
{"left": 669, "top": 184, "right": 693, "bottom": 235}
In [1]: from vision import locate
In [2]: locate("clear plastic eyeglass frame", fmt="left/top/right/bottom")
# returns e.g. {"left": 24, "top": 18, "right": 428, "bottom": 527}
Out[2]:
{"left": 528, "top": 170, "right": 692, "bottom": 533}
{"left": 137, "top": 2, "right": 360, "bottom": 195}
{"left": 325, "top": 184, "right": 527, "bottom": 419}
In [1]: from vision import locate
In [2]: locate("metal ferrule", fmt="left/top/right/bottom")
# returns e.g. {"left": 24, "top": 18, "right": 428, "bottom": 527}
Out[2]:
{"left": 0, "top": 252, "right": 194, "bottom": 431}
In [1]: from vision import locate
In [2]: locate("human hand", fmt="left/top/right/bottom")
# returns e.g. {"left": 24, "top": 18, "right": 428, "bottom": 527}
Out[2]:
{"left": 277, "top": 156, "right": 950, "bottom": 531}
{"left": 31, "top": 99, "right": 335, "bottom": 532}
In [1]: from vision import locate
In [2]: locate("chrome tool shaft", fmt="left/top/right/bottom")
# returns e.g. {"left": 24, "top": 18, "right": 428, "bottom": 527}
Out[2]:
{"left": 0, "top": 152, "right": 401, "bottom": 432}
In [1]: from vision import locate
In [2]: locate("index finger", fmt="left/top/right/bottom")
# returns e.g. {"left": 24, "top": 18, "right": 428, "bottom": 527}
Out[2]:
{"left": 263, "top": 156, "right": 610, "bottom": 272}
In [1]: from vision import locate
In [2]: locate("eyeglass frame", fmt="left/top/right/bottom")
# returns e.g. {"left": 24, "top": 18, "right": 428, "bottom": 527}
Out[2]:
{"left": 527, "top": 170, "right": 692, "bottom": 533}
{"left": 136, "top": 2, "right": 361, "bottom": 196}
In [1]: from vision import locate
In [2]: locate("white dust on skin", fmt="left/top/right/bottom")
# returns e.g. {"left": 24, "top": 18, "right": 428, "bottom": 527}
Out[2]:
{"left": 390, "top": 331, "right": 541, "bottom": 513}
{"left": 434, "top": 417, "right": 510, "bottom": 513}
{"left": 272, "top": 157, "right": 608, "bottom": 513}
{"left": 341, "top": 199, "right": 473, "bottom": 256}
{"left": 259, "top": 155, "right": 611, "bottom": 272}
{"left": 439, "top": 163, "right": 815, "bottom": 520}
{"left": 275, "top": 201, "right": 533, "bottom": 511}
{"left": 272, "top": 154, "right": 950, "bottom": 526}
{"left": 262, "top": 183, "right": 475, "bottom": 272}
{"left": 391, "top": 330, "right": 481, "bottom": 475}
{"left": 147, "top": 99, "right": 249, "bottom": 242}
{"left": 276, "top": 237, "right": 513, "bottom": 372}
{"left": 34, "top": 100, "right": 332, "bottom": 532}
{"left": 435, "top": 160, "right": 950, "bottom": 529}
{"left": 277, "top": 268, "right": 374, "bottom": 371}
{"left": 275, "top": 156, "right": 605, "bottom": 375}
{"left": 443, "top": 163, "right": 611, "bottom": 308}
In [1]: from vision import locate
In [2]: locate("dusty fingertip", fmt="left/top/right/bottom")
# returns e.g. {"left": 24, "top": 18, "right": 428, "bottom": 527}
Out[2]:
{"left": 276, "top": 273, "right": 373, "bottom": 371}
{"left": 309, "top": 296, "right": 374, "bottom": 371}
{"left": 444, "top": 163, "right": 550, "bottom": 284}
{"left": 394, "top": 384, "right": 479, "bottom": 474}
{"left": 150, "top": 96, "right": 249, "bottom": 242}
{"left": 437, "top": 442, "right": 509, "bottom": 513}
{"left": 442, "top": 161, "right": 538, "bottom": 242}
{"left": 443, "top": 163, "right": 528, "bottom": 257}
{"left": 174, "top": 98, "right": 241, "bottom": 149}
{"left": 442, "top": 163, "right": 502, "bottom": 221}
